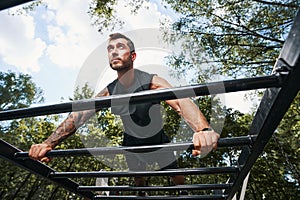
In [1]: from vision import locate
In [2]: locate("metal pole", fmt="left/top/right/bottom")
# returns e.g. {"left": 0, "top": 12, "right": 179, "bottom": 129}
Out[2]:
{"left": 0, "top": 75, "right": 283, "bottom": 121}
{"left": 0, "top": 0, "right": 35, "bottom": 11}
{"left": 226, "top": 8, "right": 300, "bottom": 199}
{"left": 14, "top": 135, "right": 256, "bottom": 159}
{"left": 78, "top": 183, "right": 232, "bottom": 192}
{"left": 0, "top": 139, "right": 94, "bottom": 199}
{"left": 93, "top": 195, "right": 228, "bottom": 200}
{"left": 49, "top": 167, "right": 240, "bottom": 179}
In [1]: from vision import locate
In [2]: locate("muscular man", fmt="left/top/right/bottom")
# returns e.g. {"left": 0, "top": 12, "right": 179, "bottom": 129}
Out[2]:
{"left": 29, "top": 33, "right": 220, "bottom": 195}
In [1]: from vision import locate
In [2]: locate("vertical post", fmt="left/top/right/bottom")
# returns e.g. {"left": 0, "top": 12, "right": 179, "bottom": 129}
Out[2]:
{"left": 226, "top": 8, "right": 300, "bottom": 199}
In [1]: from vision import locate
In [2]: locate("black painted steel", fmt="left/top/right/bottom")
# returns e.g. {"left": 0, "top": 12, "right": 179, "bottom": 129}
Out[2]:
{"left": 14, "top": 135, "right": 257, "bottom": 159}
{"left": 0, "top": 139, "right": 94, "bottom": 199}
{"left": 93, "top": 195, "right": 228, "bottom": 200}
{"left": 0, "top": 7, "right": 299, "bottom": 200}
{"left": 0, "top": 0, "right": 34, "bottom": 11}
{"left": 49, "top": 167, "right": 239, "bottom": 179}
{"left": 0, "top": 75, "right": 282, "bottom": 121}
{"left": 226, "top": 9, "right": 300, "bottom": 199}
{"left": 78, "top": 183, "right": 232, "bottom": 192}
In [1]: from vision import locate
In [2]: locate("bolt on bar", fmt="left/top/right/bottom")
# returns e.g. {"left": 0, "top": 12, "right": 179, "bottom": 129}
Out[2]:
{"left": 15, "top": 135, "right": 257, "bottom": 159}
{"left": 0, "top": 74, "right": 283, "bottom": 121}
{"left": 49, "top": 167, "right": 240, "bottom": 179}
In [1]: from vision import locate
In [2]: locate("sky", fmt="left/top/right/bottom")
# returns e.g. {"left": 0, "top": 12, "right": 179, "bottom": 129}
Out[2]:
{"left": 0, "top": 0, "right": 256, "bottom": 113}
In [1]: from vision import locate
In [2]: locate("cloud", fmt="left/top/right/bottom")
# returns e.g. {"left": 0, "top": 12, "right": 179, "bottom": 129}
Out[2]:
{"left": 43, "top": 0, "right": 102, "bottom": 69}
{"left": 43, "top": 0, "right": 172, "bottom": 69}
{"left": 0, "top": 11, "right": 46, "bottom": 72}
{"left": 0, "top": 0, "right": 173, "bottom": 73}
{"left": 117, "top": 1, "right": 171, "bottom": 30}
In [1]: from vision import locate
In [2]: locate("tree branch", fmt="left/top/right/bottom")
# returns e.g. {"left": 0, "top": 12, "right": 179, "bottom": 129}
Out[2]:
{"left": 252, "top": 0, "right": 299, "bottom": 8}
{"left": 210, "top": 12, "right": 285, "bottom": 43}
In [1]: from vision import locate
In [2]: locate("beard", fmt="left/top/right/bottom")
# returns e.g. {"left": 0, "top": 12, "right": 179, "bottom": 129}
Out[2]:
{"left": 110, "top": 55, "right": 133, "bottom": 72}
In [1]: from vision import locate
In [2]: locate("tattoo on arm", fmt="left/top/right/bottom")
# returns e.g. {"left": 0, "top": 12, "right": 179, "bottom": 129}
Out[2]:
{"left": 44, "top": 112, "right": 82, "bottom": 148}
{"left": 44, "top": 87, "right": 109, "bottom": 148}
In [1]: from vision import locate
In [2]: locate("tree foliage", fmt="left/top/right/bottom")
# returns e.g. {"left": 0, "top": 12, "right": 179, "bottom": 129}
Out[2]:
{"left": 86, "top": 0, "right": 300, "bottom": 198}
{"left": 246, "top": 92, "right": 300, "bottom": 199}
{"left": 88, "top": 0, "right": 299, "bottom": 77}
{"left": 0, "top": 77, "right": 127, "bottom": 199}
{"left": 162, "top": 0, "right": 299, "bottom": 77}
{"left": 0, "top": 71, "right": 256, "bottom": 198}
{"left": 88, "top": 0, "right": 149, "bottom": 33}
{"left": 0, "top": 71, "right": 44, "bottom": 111}
{"left": 2, "top": 0, "right": 300, "bottom": 198}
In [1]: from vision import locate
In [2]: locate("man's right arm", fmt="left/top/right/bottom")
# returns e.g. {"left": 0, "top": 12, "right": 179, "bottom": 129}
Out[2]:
{"left": 29, "top": 87, "right": 110, "bottom": 162}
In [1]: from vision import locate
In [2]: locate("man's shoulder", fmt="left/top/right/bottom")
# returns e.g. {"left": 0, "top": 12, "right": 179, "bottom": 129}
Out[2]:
{"left": 107, "top": 78, "right": 118, "bottom": 87}
{"left": 107, "top": 79, "right": 118, "bottom": 95}
{"left": 135, "top": 69, "right": 155, "bottom": 80}
{"left": 134, "top": 68, "right": 151, "bottom": 75}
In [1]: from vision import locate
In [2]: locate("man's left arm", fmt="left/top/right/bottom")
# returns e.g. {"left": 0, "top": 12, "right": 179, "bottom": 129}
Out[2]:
{"left": 150, "top": 75, "right": 220, "bottom": 156}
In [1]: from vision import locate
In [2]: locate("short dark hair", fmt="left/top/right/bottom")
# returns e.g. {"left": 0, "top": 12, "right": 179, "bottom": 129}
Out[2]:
{"left": 108, "top": 33, "right": 135, "bottom": 52}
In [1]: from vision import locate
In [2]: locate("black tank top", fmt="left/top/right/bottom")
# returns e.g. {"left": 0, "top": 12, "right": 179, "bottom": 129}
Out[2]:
{"left": 107, "top": 69, "right": 170, "bottom": 146}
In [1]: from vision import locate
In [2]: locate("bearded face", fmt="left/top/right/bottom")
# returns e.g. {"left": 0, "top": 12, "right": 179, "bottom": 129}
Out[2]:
{"left": 107, "top": 38, "right": 135, "bottom": 71}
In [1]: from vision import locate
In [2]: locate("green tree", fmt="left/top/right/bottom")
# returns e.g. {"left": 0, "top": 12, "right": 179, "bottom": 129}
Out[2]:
{"left": 87, "top": 0, "right": 300, "bottom": 198}
{"left": 246, "top": 92, "right": 300, "bottom": 200}
{"left": 0, "top": 71, "right": 44, "bottom": 111}
{"left": 7, "top": 0, "right": 300, "bottom": 198}
{"left": 87, "top": 0, "right": 298, "bottom": 77}
{"left": 0, "top": 71, "right": 51, "bottom": 199}
{"left": 163, "top": 0, "right": 299, "bottom": 77}
{"left": 157, "top": 0, "right": 300, "bottom": 198}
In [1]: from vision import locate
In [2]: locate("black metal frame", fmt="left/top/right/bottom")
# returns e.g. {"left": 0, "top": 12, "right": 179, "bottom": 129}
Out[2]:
{"left": 0, "top": 2, "right": 299, "bottom": 200}
{"left": 14, "top": 135, "right": 257, "bottom": 158}
{"left": 0, "top": 0, "right": 34, "bottom": 11}
{"left": 0, "top": 74, "right": 282, "bottom": 121}
{"left": 225, "top": 8, "right": 300, "bottom": 199}
{"left": 0, "top": 139, "right": 95, "bottom": 199}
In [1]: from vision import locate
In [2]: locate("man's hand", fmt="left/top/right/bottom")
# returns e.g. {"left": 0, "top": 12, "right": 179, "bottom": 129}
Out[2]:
{"left": 29, "top": 143, "right": 53, "bottom": 162}
{"left": 192, "top": 129, "right": 220, "bottom": 157}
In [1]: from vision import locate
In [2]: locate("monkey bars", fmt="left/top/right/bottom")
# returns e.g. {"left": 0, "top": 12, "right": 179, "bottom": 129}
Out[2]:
{"left": 0, "top": 2, "right": 300, "bottom": 200}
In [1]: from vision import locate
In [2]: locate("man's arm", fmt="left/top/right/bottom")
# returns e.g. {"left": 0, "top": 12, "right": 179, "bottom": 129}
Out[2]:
{"left": 150, "top": 75, "right": 220, "bottom": 156}
{"left": 29, "top": 88, "right": 110, "bottom": 162}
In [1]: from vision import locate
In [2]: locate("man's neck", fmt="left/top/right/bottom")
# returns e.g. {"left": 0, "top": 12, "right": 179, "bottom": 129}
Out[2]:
{"left": 117, "top": 68, "right": 135, "bottom": 88}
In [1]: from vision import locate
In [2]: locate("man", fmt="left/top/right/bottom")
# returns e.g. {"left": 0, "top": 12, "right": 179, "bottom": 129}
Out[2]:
{"left": 29, "top": 33, "right": 220, "bottom": 195}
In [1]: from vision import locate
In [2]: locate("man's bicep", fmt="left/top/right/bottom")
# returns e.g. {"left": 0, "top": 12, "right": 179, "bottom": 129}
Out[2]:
{"left": 150, "top": 75, "right": 181, "bottom": 111}
{"left": 78, "top": 87, "right": 110, "bottom": 123}
{"left": 94, "top": 87, "right": 110, "bottom": 98}
{"left": 150, "top": 75, "right": 173, "bottom": 90}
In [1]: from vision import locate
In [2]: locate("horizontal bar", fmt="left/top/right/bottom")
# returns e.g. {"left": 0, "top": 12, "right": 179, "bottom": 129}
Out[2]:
{"left": 0, "top": 0, "right": 34, "bottom": 11}
{"left": 93, "top": 194, "right": 228, "bottom": 200}
{"left": 0, "top": 75, "right": 283, "bottom": 121}
{"left": 14, "top": 135, "right": 257, "bottom": 159}
{"left": 226, "top": 8, "right": 300, "bottom": 199}
{"left": 50, "top": 167, "right": 240, "bottom": 179}
{"left": 0, "top": 139, "right": 94, "bottom": 199}
{"left": 78, "top": 183, "right": 232, "bottom": 192}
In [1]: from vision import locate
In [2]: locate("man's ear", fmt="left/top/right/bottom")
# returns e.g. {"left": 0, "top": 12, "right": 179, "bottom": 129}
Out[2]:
{"left": 131, "top": 52, "right": 136, "bottom": 61}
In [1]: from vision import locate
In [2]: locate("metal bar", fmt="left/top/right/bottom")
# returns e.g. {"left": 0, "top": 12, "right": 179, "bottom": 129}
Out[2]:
{"left": 14, "top": 135, "right": 257, "bottom": 159}
{"left": 49, "top": 167, "right": 240, "bottom": 179}
{"left": 0, "top": 0, "right": 34, "bottom": 11}
{"left": 0, "top": 75, "right": 282, "bottom": 121}
{"left": 0, "top": 139, "right": 94, "bottom": 199}
{"left": 226, "top": 9, "right": 300, "bottom": 199}
{"left": 93, "top": 195, "right": 228, "bottom": 200}
{"left": 78, "top": 183, "right": 232, "bottom": 192}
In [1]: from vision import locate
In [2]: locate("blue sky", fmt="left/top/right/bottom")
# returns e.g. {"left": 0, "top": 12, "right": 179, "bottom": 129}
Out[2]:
{"left": 0, "top": 0, "right": 255, "bottom": 113}
{"left": 0, "top": 0, "right": 173, "bottom": 101}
